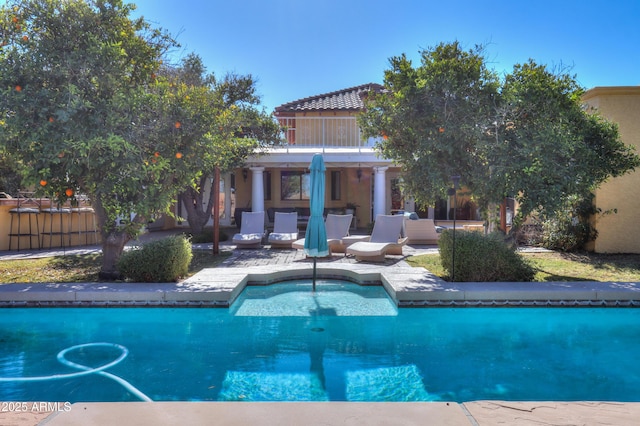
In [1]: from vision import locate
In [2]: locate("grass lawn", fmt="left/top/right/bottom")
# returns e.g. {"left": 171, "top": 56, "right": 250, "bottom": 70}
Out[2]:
{"left": 406, "top": 251, "right": 640, "bottom": 282}
{"left": 0, "top": 249, "right": 230, "bottom": 284}
{"left": 1, "top": 248, "right": 638, "bottom": 284}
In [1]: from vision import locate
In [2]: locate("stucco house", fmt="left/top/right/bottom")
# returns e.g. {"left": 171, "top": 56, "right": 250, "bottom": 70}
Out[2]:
{"left": 582, "top": 86, "right": 640, "bottom": 254}
{"left": 229, "top": 83, "right": 406, "bottom": 231}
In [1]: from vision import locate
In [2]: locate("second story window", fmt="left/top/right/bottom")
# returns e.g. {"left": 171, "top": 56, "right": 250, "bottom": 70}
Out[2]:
{"left": 281, "top": 171, "right": 310, "bottom": 200}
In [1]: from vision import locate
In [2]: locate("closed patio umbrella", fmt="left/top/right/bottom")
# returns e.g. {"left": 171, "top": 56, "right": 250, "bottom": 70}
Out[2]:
{"left": 304, "top": 153, "right": 328, "bottom": 291}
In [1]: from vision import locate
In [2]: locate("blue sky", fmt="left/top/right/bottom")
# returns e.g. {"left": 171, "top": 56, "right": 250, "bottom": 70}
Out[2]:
{"left": 10, "top": 0, "right": 639, "bottom": 111}
{"left": 128, "top": 0, "right": 639, "bottom": 111}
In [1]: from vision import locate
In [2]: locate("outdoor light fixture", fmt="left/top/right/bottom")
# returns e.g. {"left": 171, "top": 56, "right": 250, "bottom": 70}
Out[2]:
{"left": 242, "top": 168, "right": 248, "bottom": 182}
{"left": 356, "top": 167, "right": 363, "bottom": 182}
{"left": 448, "top": 175, "right": 461, "bottom": 282}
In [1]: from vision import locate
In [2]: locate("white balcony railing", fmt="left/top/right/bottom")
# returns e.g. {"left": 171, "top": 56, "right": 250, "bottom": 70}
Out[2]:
{"left": 275, "top": 116, "right": 378, "bottom": 152}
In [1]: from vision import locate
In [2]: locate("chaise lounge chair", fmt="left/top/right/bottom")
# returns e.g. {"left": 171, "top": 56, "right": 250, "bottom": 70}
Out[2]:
{"left": 268, "top": 212, "right": 299, "bottom": 248}
{"left": 232, "top": 211, "right": 266, "bottom": 248}
{"left": 346, "top": 214, "right": 408, "bottom": 262}
{"left": 292, "top": 213, "right": 353, "bottom": 254}
{"left": 404, "top": 218, "right": 440, "bottom": 244}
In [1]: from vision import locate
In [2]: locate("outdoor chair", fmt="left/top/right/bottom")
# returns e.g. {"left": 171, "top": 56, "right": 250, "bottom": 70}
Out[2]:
{"left": 292, "top": 213, "right": 353, "bottom": 255}
{"left": 232, "top": 211, "right": 266, "bottom": 248}
{"left": 346, "top": 214, "right": 408, "bottom": 262}
{"left": 404, "top": 218, "right": 440, "bottom": 244}
{"left": 268, "top": 212, "right": 299, "bottom": 248}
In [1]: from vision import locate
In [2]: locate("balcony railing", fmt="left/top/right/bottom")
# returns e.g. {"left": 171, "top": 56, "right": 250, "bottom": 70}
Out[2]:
{"left": 275, "top": 116, "right": 378, "bottom": 152}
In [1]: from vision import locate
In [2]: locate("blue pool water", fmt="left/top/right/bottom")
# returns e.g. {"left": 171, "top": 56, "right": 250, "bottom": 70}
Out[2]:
{"left": 1, "top": 280, "right": 640, "bottom": 403}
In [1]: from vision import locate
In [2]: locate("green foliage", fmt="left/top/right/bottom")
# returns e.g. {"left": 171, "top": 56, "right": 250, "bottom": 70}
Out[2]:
{"left": 359, "top": 42, "right": 640, "bottom": 223}
{"left": 162, "top": 55, "right": 281, "bottom": 235}
{"left": 0, "top": 1, "right": 278, "bottom": 274}
{"left": 117, "top": 234, "right": 193, "bottom": 282}
{"left": 438, "top": 230, "right": 535, "bottom": 282}
{"left": 539, "top": 193, "right": 600, "bottom": 252}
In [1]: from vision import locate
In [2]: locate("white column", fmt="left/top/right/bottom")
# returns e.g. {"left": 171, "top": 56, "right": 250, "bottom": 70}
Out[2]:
{"left": 250, "top": 166, "right": 265, "bottom": 213}
{"left": 373, "top": 166, "right": 388, "bottom": 219}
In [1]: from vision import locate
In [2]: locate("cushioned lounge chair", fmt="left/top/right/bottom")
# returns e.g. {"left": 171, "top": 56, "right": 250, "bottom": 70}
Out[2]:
{"left": 346, "top": 214, "right": 408, "bottom": 262}
{"left": 268, "top": 212, "right": 299, "bottom": 248}
{"left": 404, "top": 218, "right": 440, "bottom": 244}
{"left": 292, "top": 213, "right": 353, "bottom": 254}
{"left": 232, "top": 211, "right": 266, "bottom": 248}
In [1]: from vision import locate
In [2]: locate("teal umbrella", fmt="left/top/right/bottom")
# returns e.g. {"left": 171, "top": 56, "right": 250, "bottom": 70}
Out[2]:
{"left": 304, "top": 153, "right": 328, "bottom": 291}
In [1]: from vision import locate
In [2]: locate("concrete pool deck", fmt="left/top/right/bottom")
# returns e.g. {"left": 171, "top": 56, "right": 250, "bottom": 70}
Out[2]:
{"left": 1, "top": 231, "right": 640, "bottom": 425}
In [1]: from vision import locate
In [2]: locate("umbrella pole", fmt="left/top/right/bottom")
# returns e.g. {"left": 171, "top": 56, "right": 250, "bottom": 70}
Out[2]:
{"left": 312, "top": 258, "right": 317, "bottom": 292}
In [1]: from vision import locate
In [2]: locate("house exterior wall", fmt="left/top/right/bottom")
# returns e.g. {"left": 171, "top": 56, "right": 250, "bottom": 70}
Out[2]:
{"left": 233, "top": 164, "right": 380, "bottom": 229}
{"left": 582, "top": 87, "right": 640, "bottom": 253}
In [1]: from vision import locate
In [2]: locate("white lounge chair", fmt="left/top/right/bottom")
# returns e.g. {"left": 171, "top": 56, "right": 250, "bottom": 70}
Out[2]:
{"left": 404, "top": 218, "right": 440, "bottom": 244}
{"left": 232, "top": 211, "right": 266, "bottom": 248}
{"left": 268, "top": 212, "right": 299, "bottom": 248}
{"left": 346, "top": 214, "right": 408, "bottom": 262}
{"left": 292, "top": 213, "right": 353, "bottom": 254}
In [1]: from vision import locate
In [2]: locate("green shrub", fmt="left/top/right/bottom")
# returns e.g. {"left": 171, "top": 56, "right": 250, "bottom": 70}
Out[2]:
{"left": 438, "top": 230, "right": 535, "bottom": 282}
{"left": 539, "top": 193, "right": 599, "bottom": 252}
{"left": 117, "top": 234, "right": 193, "bottom": 282}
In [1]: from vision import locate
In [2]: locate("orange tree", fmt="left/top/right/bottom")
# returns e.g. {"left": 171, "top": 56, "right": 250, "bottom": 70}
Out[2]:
{"left": 358, "top": 42, "right": 640, "bottom": 229}
{"left": 0, "top": 0, "right": 252, "bottom": 278}
{"left": 158, "top": 54, "right": 280, "bottom": 236}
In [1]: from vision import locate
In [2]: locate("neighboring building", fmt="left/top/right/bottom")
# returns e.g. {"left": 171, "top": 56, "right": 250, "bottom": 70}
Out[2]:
{"left": 582, "top": 86, "right": 640, "bottom": 254}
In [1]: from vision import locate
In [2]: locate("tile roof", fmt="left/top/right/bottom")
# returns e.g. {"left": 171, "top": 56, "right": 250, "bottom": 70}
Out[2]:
{"left": 274, "top": 83, "right": 384, "bottom": 114}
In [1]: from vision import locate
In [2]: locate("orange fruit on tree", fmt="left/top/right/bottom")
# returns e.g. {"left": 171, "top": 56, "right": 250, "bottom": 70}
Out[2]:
{"left": 154, "top": 151, "right": 160, "bottom": 157}
{"left": 39, "top": 179, "right": 47, "bottom": 187}
{"left": 65, "top": 188, "right": 74, "bottom": 197}
{"left": 22, "top": 35, "right": 28, "bottom": 42}
{"left": 15, "top": 85, "right": 21, "bottom": 92}
{"left": 175, "top": 152, "right": 183, "bottom": 159}
{"left": 438, "top": 127, "right": 445, "bottom": 133}
{"left": 175, "top": 121, "right": 181, "bottom": 129}
{"left": 48, "top": 117, "right": 54, "bottom": 122}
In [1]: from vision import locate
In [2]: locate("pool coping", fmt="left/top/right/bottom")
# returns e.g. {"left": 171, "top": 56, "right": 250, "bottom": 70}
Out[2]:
{"left": 1, "top": 263, "right": 639, "bottom": 307}
{"left": 22, "top": 400, "right": 640, "bottom": 426}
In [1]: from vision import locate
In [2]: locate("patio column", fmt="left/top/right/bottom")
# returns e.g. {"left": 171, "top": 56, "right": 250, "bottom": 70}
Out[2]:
{"left": 250, "top": 166, "right": 265, "bottom": 213}
{"left": 373, "top": 166, "right": 388, "bottom": 218}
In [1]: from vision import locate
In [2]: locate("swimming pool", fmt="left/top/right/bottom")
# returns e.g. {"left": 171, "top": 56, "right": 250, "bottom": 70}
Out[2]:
{"left": 1, "top": 281, "right": 640, "bottom": 403}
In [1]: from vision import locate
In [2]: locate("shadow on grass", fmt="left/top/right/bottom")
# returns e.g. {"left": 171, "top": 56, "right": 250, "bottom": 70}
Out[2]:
{"left": 44, "top": 250, "right": 231, "bottom": 283}
{"left": 49, "top": 253, "right": 102, "bottom": 282}
{"left": 533, "top": 268, "right": 593, "bottom": 282}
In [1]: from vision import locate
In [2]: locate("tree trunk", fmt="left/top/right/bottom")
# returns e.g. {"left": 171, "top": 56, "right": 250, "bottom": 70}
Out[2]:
{"left": 92, "top": 196, "right": 133, "bottom": 280}
{"left": 99, "top": 230, "right": 129, "bottom": 280}
{"left": 180, "top": 175, "right": 215, "bottom": 235}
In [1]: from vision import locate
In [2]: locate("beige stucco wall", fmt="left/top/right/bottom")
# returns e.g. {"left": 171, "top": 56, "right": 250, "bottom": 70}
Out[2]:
{"left": 582, "top": 87, "right": 640, "bottom": 253}
{"left": 232, "top": 166, "right": 376, "bottom": 228}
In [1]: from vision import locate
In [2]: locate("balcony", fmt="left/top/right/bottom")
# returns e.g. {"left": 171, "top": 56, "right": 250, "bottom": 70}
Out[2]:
{"left": 273, "top": 116, "right": 378, "bottom": 154}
